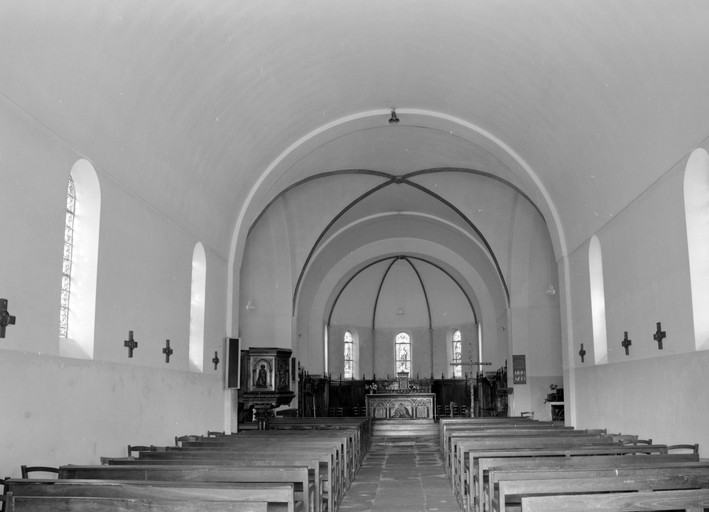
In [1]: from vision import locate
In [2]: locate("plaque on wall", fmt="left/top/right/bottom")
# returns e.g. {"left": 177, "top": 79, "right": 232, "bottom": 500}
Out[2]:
{"left": 513, "top": 354, "right": 527, "bottom": 384}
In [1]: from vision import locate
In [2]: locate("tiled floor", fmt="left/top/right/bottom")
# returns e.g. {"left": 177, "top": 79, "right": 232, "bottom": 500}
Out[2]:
{"left": 338, "top": 437, "right": 462, "bottom": 512}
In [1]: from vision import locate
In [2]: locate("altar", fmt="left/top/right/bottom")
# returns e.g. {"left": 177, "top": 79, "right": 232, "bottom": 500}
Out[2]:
{"left": 365, "top": 393, "right": 436, "bottom": 419}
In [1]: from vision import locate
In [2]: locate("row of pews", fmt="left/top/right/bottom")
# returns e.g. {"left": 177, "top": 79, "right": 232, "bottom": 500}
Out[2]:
{"left": 440, "top": 416, "right": 706, "bottom": 512}
{"left": 2, "top": 417, "right": 371, "bottom": 512}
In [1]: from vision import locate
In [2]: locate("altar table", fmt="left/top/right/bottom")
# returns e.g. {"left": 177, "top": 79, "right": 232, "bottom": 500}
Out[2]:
{"left": 365, "top": 393, "right": 436, "bottom": 419}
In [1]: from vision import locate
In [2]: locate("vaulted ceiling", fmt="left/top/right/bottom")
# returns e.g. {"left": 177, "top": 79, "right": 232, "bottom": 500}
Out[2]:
{"left": 3, "top": 0, "right": 709, "bottom": 265}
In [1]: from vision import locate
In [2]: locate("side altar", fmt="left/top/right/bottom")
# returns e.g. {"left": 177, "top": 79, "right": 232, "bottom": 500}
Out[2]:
{"left": 365, "top": 393, "right": 436, "bottom": 419}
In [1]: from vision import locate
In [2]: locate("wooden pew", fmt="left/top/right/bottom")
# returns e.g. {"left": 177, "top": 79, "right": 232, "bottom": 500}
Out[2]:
{"left": 188, "top": 431, "right": 354, "bottom": 488}
{"left": 482, "top": 453, "right": 703, "bottom": 512}
{"left": 111, "top": 453, "right": 325, "bottom": 512}
{"left": 170, "top": 440, "right": 341, "bottom": 504}
{"left": 450, "top": 431, "right": 613, "bottom": 493}
{"left": 5, "top": 479, "right": 295, "bottom": 512}
{"left": 4, "top": 493, "right": 270, "bottom": 512}
{"left": 138, "top": 449, "right": 335, "bottom": 511}
{"left": 463, "top": 442, "right": 669, "bottom": 512}
{"left": 438, "top": 418, "right": 548, "bottom": 449}
{"left": 58, "top": 465, "right": 314, "bottom": 512}
{"left": 444, "top": 427, "right": 591, "bottom": 473}
{"left": 268, "top": 418, "right": 372, "bottom": 455}
{"left": 521, "top": 487, "right": 709, "bottom": 511}
{"left": 494, "top": 466, "right": 709, "bottom": 512}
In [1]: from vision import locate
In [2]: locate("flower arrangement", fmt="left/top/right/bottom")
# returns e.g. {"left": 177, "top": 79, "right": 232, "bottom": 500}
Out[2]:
{"left": 365, "top": 383, "right": 378, "bottom": 394}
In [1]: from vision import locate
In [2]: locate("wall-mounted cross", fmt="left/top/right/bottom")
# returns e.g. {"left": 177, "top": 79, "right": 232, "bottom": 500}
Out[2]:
{"left": 162, "top": 339, "right": 173, "bottom": 363}
{"left": 579, "top": 343, "right": 586, "bottom": 363}
{"left": 124, "top": 330, "right": 138, "bottom": 358}
{"left": 212, "top": 351, "right": 220, "bottom": 370}
{"left": 621, "top": 331, "right": 632, "bottom": 356}
{"left": 653, "top": 322, "right": 667, "bottom": 350}
{"left": 0, "top": 298, "right": 16, "bottom": 338}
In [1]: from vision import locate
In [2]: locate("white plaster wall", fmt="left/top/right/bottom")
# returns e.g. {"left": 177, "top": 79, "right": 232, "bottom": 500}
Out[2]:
{"left": 0, "top": 350, "right": 224, "bottom": 478}
{"left": 0, "top": 96, "right": 228, "bottom": 477}
{"left": 565, "top": 147, "right": 706, "bottom": 451}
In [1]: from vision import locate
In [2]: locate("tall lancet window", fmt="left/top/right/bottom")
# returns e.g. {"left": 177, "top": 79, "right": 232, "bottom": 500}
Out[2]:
{"left": 189, "top": 242, "right": 207, "bottom": 372}
{"left": 344, "top": 331, "right": 354, "bottom": 378}
{"left": 59, "top": 159, "right": 100, "bottom": 360}
{"left": 452, "top": 329, "right": 462, "bottom": 377}
{"left": 59, "top": 176, "right": 76, "bottom": 338}
{"left": 395, "top": 332, "right": 411, "bottom": 374}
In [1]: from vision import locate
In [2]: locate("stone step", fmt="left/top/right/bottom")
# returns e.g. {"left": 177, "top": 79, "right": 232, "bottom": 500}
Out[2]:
{"left": 372, "top": 419, "right": 439, "bottom": 437}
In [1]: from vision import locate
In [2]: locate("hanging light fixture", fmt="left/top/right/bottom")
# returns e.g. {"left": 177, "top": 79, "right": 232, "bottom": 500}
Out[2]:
{"left": 389, "top": 109, "right": 399, "bottom": 124}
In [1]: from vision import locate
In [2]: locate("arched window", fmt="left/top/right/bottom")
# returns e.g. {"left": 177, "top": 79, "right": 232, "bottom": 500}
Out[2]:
{"left": 684, "top": 148, "right": 709, "bottom": 351}
{"left": 395, "top": 332, "right": 411, "bottom": 374}
{"left": 589, "top": 235, "right": 608, "bottom": 364}
{"left": 59, "top": 176, "right": 76, "bottom": 339}
{"left": 59, "top": 160, "right": 100, "bottom": 360}
{"left": 189, "top": 242, "right": 207, "bottom": 372}
{"left": 452, "top": 329, "right": 462, "bottom": 377}
{"left": 344, "top": 331, "right": 354, "bottom": 378}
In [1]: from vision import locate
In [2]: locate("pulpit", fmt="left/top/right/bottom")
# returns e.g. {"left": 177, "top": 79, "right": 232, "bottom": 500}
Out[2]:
{"left": 239, "top": 347, "right": 294, "bottom": 429}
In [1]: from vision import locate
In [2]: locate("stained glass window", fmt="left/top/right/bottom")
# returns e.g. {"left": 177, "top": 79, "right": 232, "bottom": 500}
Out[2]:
{"left": 452, "top": 329, "right": 462, "bottom": 377}
{"left": 59, "top": 176, "right": 75, "bottom": 338}
{"left": 395, "top": 332, "right": 410, "bottom": 374}
{"left": 344, "top": 331, "right": 353, "bottom": 378}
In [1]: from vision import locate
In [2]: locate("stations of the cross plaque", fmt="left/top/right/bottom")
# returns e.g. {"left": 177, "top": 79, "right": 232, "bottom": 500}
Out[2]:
{"left": 0, "top": 298, "right": 16, "bottom": 338}
{"left": 124, "top": 330, "right": 138, "bottom": 358}
{"left": 578, "top": 343, "right": 586, "bottom": 363}
{"left": 212, "top": 351, "right": 220, "bottom": 370}
{"left": 654, "top": 322, "right": 667, "bottom": 350}
{"left": 621, "top": 331, "right": 632, "bottom": 356}
{"left": 162, "top": 339, "right": 173, "bottom": 363}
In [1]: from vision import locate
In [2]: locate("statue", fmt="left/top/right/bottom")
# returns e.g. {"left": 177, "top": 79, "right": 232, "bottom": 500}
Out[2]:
{"left": 255, "top": 364, "right": 268, "bottom": 388}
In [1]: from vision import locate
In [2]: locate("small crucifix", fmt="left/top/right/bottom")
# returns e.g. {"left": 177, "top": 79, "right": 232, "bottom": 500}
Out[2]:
{"left": 0, "top": 298, "right": 16, "bottom": 338}
{"left": 162, "top": 339, "right": 173, "bottom": 363}
{"left": 579, "top": 343, "right": 586, "bottom": 363}
{"left": 124, "top": 330, "right": 138, "bottom": 358}
{"left": 212, "top": 351, "right": 220, "bottom": 370}
{"left": 621, "top": 331, "right": 632, "bottom": 356}
{"left": 653, "top": 322, "right": 667, "bottom": 350}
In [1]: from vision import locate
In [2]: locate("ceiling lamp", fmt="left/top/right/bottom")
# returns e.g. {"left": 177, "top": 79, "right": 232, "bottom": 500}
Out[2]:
{"left": 389, "top": 109, "right": 399, "bottom": 124}
{"left": 396, "top": 307, "right": 404, "bottom": 315}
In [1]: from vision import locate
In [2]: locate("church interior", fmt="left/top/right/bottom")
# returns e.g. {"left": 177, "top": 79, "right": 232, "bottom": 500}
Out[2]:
{"left": 2, "top": 0, "right": 709, "bottom": 485}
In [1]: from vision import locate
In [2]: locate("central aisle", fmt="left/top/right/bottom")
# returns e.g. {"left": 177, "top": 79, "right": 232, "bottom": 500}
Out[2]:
{"left": 338, "top": 434, "right": 462, "bottom": 512}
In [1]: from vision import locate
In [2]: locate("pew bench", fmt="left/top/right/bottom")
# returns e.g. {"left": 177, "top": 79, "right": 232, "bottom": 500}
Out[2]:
{"left": 521, "top": 487, "right": 709, "bottom": 511}
{"left": 481, "top": 452, "right": 703, "bottom": 512}
{"left": 167, "top": 441, "right": 340, "bottom": 506}
{"left": 464, "top": 443, "right": 669, "bottom": 512}
{"left": 110, "top": 453, "right": 326, "bottom": 512}
{"left": 493, "top": 466, "right": 709, "bottom": 512}
{"left": 5, "top": 479, "right": 297, "bottom": 512}
{"left": 3, "top": 493, "right": 271, "bottom": 512}
{"left": 58, "top": 465, "right": 314, "bottom": 512}
{"left": 137, "top": 449, "right": 335, "bottom": 511}
{"left": 451, "top": 433, "right": 615, "bottom": 499}
{"left": 188, "top": 431, "right": 355, "bottom": 487}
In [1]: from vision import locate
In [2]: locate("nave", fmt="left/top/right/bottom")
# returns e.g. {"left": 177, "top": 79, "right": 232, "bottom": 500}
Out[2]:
{"left": 340, "top": 425, "right": 460, "bottom": 512}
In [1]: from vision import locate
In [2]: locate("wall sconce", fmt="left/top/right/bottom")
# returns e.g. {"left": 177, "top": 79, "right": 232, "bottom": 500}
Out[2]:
{"left": 389, "top": 109, "right": 399, "bottom": 124}
{"left": 245, "top": 300, "right": 256, "bottom": 311}
{"left": 396, "top": 308, "right": 404, "bottom": 315}
{"left": 546, "top": 284, "right": 556, "bottom": 295}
